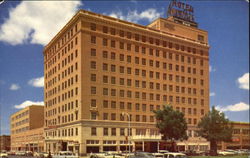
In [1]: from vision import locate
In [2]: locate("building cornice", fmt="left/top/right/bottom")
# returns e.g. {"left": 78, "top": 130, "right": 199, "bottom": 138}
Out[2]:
{"left": 44, "top": 9, "right": 209, "bottom": 53}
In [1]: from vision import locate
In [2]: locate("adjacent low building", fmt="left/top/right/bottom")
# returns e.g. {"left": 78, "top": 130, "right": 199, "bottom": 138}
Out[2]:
{"left": 10, "top": 105, "right": 44, "bottom": 152}
{"left": 0, "top": 135, "right": 11, "bottom": 151}
{"left": 218, "top": 122, "right": 250, "bottom": 150}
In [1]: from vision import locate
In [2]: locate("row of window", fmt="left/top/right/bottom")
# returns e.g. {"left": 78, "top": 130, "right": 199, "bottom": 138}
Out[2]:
{"left": 12, "top": 126, "right": 29, "bottom": 134}
{"left": 46, "top": 127, "right": 78, "bottom": 137}
{"left": 233, "top": 129, "right": 250, "bottom": 135}
{"left": 91, "top": 48, "right": 205, "bottom": 66}
{"left": 46, "top": 48, "right": 78, "bottom": 82}
{"left": 90, "top": 87, "right": 205, "bottom": 105}
{"left": 89, "top": 23, "right": 207, "bottom": 56}
{"left": 91, "top": 100, "right": 203, "bottom": 115}
{"left": 45, "top": 23, "right": 78, "bottom": 63}
{"left": 12, "top": 110, "right": 29, "bottom": 121}
{"left": 46, "top": 100, "right": 79, "bottom": 118}
{"left": 91, "top": 74, "right": 205, "bottom": 94}
{"left": 90, "top": 111, "right": 200, "bottom": 125}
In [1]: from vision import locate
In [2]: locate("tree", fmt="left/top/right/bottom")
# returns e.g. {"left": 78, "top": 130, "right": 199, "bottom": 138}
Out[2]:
{"left": 154, "top": 105, "right": 188, "bottom": 152}
{"left": 197, "top": 106, "right": 232, "bottom": 155}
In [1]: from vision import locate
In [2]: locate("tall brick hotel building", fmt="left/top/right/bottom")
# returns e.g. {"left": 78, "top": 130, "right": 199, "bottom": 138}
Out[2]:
{"left": 43, "top": 3, "right": 210, "bottom": 155}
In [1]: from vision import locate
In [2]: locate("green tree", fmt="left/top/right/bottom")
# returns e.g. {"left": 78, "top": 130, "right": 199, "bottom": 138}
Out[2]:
{"left": 197, "top": 106, "right": 233, "bottom": 155}
{"left": 154, "top": 105, "right": 188, "bottom": 151}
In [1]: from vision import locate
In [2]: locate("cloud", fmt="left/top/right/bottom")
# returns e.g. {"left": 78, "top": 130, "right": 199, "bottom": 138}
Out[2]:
{"left": 106, "top": 8, "right": 163, "bottom": 23}
{"left": 0, "top": 1, "right": 82, "bottom": 45}
{"left": 210, "top": 92, "right": 216, "bottom": 97}
{"left": 28, "top": 76, "right": 44, "bottom": 87}
{"left": 209, "top": 65, "right": 216, "bottom": 72}
{"left": 14, "top": 100, "right": 44, "bottom": 109}
{"left": 216, "top": 102, "right": 249, "bottom": 112}
{"left": 9, "top": 84, "right": 20, "bottom": 90}
{"left": 237, "top": 73, "right": 249, "bottom": 90}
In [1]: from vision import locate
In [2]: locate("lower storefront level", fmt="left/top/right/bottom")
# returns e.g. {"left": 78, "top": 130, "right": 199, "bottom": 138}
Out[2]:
{"left": 44, "top": 121, "right": 210, "bottom": 155}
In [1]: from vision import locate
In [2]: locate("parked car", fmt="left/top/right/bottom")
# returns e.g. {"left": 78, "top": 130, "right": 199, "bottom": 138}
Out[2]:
{"left": 34, "top": 152, "right": 49, "bottom": 158}
{"left": 152, "top": 153, "right": 164, "bottom": 158}
{"left": 25, "top": 151, "right": 33, "bottom": 156}
{"left": 0, "top": 151, "right": 8, "bottom": 158}
{"left": 128, "top": 152, "right": 154, "bottom": 158}
{"left": 16, "top": 151, "right": 26, "bottom": 156}
{"left": 163, "top": 152, "right": 187, "bottom": 158}
{"left": 90, "top": 152, "right": 105, "bottom": 158}
{"left": 158, "top": 150, "right": 168, "bottom": 154}
{"left": 104, "top": 153, "right": 125, "bottom": 158}
{"left": 52, "top": 151, "right": 78, "bottom": 158}
{"left": 217, "top": 150, "right": 235, "bottom": 156}
{"left": 6, "top": 151, "right": 15, "bottom": 155}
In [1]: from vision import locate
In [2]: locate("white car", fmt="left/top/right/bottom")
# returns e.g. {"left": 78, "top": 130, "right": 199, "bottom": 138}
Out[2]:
{"left": 152, "top": 153, "right": 164, "bottom": 158}
{"left": 163, "top": 152, "right": 187, "bottom": 158}
{"left": 0, "top": 151, "right": 8, "bottom": 158}
{"left": 217, "top": 150, "right": 234, "bottom": 156}
{"left": 52, "top": 151, "right": 78, "bottom": 158}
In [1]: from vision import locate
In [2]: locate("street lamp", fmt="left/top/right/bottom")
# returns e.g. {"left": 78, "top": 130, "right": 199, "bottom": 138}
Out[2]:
{"left": 122, "top": 112, "right": 131, "bottom": 154}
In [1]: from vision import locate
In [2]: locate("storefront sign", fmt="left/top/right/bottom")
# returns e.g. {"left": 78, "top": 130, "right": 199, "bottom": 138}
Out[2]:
{"left": 167, "top": 0, "right": 195, "bottom": 22}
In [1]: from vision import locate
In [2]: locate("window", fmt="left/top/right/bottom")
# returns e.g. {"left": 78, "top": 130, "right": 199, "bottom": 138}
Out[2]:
{"left": 103, "top": 38, "right": 108, "bottom": 46}
{"left": 126, "top": 32, "right": 131, "bottom": 38}
{"left": 111, "top": 113, "right": 116, "bottom": 120}
{"left": 91, "top": 99, "right": 96, "bottom": 107}
{"left": 120, "top": 30, "right": 125, "bottom": 37}
{"left": 111, "top": 128, "right": 116, "bottom": 136}
{"left": 103, "top": 26, "right": 108, "bottom": 33}
{"left": 91, "top": 86, "right": 96, "bottom": 94}
{"left": 91, "top": 48, "right": 96, "bottom": 56}
{"left": 111, "top": 65, "right": 116, "bottom": 72}
{"left": 127, "top": 43, "right": 131, "bottom": 51}
{"left": 120, "top": 54, "right": 124, "bottom": 61}
{"left": 90, "top": 23, "right": 96, "bottom": 31}
{"left": 142, "top": 47, "right": 146, "bottom": 54}
{"left": 91, "top": 74, "right": 96, "bottom": 81}
{"left": 90, "top": 61, "right": 96, "bottom": 69}
{"left": 111, "top": 101, "right": 116, "bottom": 108}
{"left": 142, "top": 104, "right": 146, "bottom": 111}
{"left": 120, "top": 102, "right": 125, "bottom": 109}
{"left": 103, "top": 51, "right": 108, "bottom": 58}
{"left": 91, "top": 112, "right": 97, "bottom": 120}
{"left": 110, "top": 28, "right": 116, "bottom": 35}
{"left": 198, "top": 35, "right": 204, "bottom": 41}
{"left": 103, "top": 113, "right": 108, "bottom": 120}
{"left": 103, "top": 128, "right": 108, "bottom": 136}
{"left": 103, "top": 88, "right": 108, "bottom": 96}
{"left": 149, "top": 48, "right": 153, "bottom": 56}
{"left": 119, "top": 66, "right": 125, "bottom": 73}
{"left": 103, "top": 63, "right": 108, "bottom": 71}
{"left": 91, "top": 127, "right": 97, "bottom": 136}
{"left": 120, "top": 128, "right": 125, "bottom": 136}
{"left": 127, "top": 102, "right": 132, "bottom": 110}
{"left": 142, "top": 115, "right": 147, "bottom": 122}
{"left": 111, "top": 40, "right": 116, "bottom": 48}
{"left": 111, "top": 76, "right": 116, "bottom": 84}
{"left": 103, "top": 100, "right": 108, "bottom": 108}
{"left": 127, "top": 55, "right": 131, "bottom": 63}
{"left": 91, "top": 36, "right": 96, "bottom": 44}
{"left": 136, "top": 115, "right": 140, "bottom": 122}
{"left": 111, "top": 89, "right": 116, "bottom": 96}
{"left": 111, "top": 52, "right": 116, "bottom": 60}
{"left": 103, "top": 75, "right": 108, "bottom": 83}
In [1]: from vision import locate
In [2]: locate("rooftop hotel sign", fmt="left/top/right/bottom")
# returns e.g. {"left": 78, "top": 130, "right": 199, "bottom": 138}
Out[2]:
{"left": 167, "top": 0, "right": 195, "bottom": 22}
